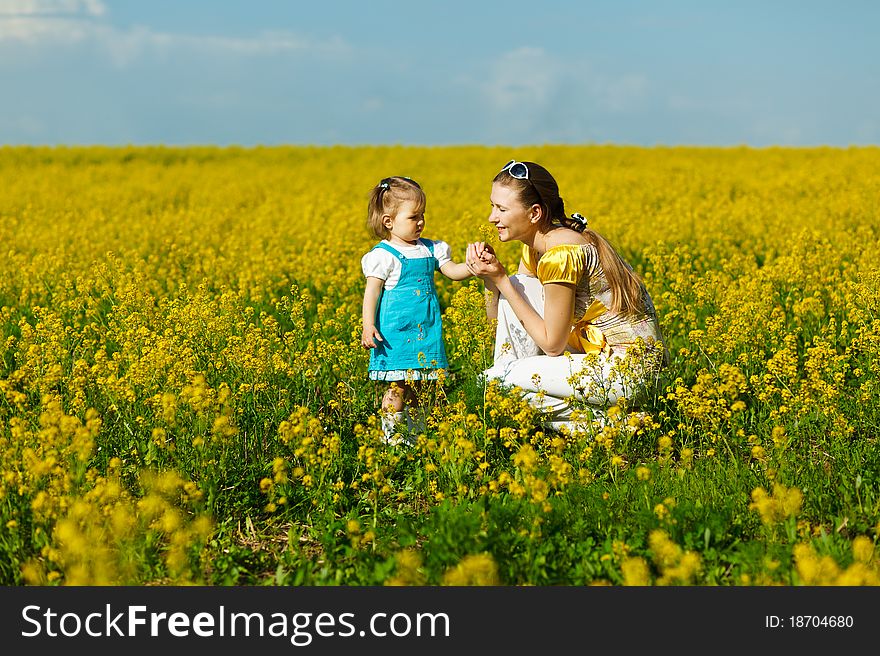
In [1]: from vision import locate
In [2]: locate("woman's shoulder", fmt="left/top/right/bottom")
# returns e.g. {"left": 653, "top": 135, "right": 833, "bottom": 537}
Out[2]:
{"left": 541, "top": 239, "right": 595, "bottom": 267}
{"left": 544, "top": 227, "right": 589, "bottom": 252}
{"left": 536, "top": 246, "right": 593, "bottom": 285}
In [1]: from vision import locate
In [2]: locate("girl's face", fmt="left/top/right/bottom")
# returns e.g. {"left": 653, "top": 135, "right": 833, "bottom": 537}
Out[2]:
{"left": 383, "top": 199, "right": 425, "bottom": 245}
{"left": 488, "top": 182, "right": 539, "bottom": 243}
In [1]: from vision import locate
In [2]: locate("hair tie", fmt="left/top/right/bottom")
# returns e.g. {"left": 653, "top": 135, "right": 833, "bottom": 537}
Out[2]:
{"left": 567, "top": 212, "right": 588, "bottom": 232}
{"left": 379, "top": 180, "right": 391, "bottom": 191}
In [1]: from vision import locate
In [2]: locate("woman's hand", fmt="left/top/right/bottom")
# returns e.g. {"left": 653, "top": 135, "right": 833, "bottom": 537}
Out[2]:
{"left": 466, "top": 242, "right": 506, "bottom": 282}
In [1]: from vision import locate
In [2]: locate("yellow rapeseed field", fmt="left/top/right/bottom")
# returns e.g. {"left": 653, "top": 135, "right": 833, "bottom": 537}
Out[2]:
{"left": 1, "top": 145, "right": 878, "bottom": 585}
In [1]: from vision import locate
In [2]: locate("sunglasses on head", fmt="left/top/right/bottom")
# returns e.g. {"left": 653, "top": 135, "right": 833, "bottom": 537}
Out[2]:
{"left": 501, "top": 160, "right": 545, "bottom": 207}
{"left": 500, "top": 160, "right": 529, "bottom": 180}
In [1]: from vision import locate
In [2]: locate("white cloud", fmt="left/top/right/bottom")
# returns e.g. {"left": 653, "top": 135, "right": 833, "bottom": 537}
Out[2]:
{"left": 0, "top": 16, "right": 94, "bottom": 44}
{"left": 0, "top": 0, "right": 105, "bottom": 16}
{"left": 485, "top": 47, "right": 559, "bottom": 113}
{"left": 362, "top": 97, "right": 383, "bottom": 112}
{"left": 93, "top": 26, "right": 343, "bottom": 68}
{"left": 484, "top": 47, "right": 650, "bottom": 114}
{"left": 0, "top": 2, "right": 349, "bottom": 66}
{"left": 595, "top": 74, "right": 648, "bottom": 112}
{"left": 480, "top": 47, "right": 650, "bottom": 141}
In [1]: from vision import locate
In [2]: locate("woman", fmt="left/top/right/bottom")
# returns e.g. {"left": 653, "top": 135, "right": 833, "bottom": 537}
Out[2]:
{"left": 466, "top": 160, "right": 667, "bottom": 430}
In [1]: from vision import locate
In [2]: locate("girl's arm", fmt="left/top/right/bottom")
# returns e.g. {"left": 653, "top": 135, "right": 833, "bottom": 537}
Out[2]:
{"left": 361, "top": 277, "right": 385, "bottom": 348}
{"left": 438, "top": 261, "right": 474, "bottom": 281}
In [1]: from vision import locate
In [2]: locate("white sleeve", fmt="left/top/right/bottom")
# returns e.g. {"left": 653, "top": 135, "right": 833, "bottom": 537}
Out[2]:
{"left": 361, "top": 249, "right": 395, "bottom": 280}
{"left": 432, "top": 240, "right": 453, "bottom": 268}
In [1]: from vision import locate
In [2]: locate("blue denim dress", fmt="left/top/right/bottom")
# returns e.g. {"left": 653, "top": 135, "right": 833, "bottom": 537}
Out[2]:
{"left": 368, "top": 239, "right": 449, "bottom": 380}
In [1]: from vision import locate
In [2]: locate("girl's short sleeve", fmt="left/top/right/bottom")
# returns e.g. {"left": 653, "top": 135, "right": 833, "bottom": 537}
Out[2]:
{"left": 361, "top": 249, "right": 395, "bottom": 280}
{"left": 536, "top": 245, "right": 587, "bottom": 285}
{"left": 432, "top": 240, "right": 453, "bottom": 268}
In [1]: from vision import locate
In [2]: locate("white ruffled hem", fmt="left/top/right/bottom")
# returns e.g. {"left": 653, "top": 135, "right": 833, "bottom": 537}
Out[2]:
{"left": 369, "top": 368, "right": 446, "bottom": 381}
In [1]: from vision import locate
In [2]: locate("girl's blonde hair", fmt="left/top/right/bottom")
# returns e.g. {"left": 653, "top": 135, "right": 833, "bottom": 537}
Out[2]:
{"left": 367, "top": 176, "right": 426, "bottom": 239}
{"left": 494, "top": 161, "right": 646, "bottom": 316}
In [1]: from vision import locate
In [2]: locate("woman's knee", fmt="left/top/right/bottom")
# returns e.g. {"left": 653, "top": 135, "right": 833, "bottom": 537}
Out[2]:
{"left": 489, "top": 356, "right": 564, "bottom": 394}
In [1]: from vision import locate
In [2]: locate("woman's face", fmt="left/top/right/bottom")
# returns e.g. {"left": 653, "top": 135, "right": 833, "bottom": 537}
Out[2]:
{"left": 488, "top": 182, "right": 538, "bottom": 243}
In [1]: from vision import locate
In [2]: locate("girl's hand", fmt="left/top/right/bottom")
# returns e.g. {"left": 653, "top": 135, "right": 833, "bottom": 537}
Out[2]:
{"left": 464, "top": 242, "right": 486, "bottom": 276}
{"left": 470, "top": 241, "right": 496, "bottom": 262}
{"left": 361, "top": 325, "right": 383, "bottom": 349}
{"left": 466, "top": 243, "right": 506, "bottom": 282}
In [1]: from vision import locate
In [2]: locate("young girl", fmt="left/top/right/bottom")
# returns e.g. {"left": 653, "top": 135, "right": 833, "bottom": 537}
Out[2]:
{"left": 360, "top": 176, "right": 474, "bottom": 444}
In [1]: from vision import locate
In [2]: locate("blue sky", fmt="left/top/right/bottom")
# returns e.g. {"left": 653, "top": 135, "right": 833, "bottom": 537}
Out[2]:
{"left": 1, "top": 0, "right": 877, "bottom": 146}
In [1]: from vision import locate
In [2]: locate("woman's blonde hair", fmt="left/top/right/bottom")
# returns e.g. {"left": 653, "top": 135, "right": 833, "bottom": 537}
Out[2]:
{"left": 580, "top": 228, "right": 646, "bottom": 316}
{"left": 367, "top": 176, "right": 426, "bottom": 239}
{"left": 494, "top": 161, "right": 646, "bottom": 316}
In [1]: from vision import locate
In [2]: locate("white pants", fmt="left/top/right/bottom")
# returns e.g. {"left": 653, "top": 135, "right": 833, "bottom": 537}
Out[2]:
{"left": 483, "top": 274, "right": 648, "bottom": 425}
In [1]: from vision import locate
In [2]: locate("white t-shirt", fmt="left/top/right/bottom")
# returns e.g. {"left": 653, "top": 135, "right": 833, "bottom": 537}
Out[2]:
{"left": 361, "top": 239, "right": 453, "bottom": 290}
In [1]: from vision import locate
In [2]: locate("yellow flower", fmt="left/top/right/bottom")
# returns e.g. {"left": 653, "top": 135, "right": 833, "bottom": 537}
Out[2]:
{"left": 679, "top": 448, "right": 694, "bottom": 467}
{"left": 749, "top": 484, "right": 802, "bottom": 526}
{"left": 442, "top": 553, "right": 500, "bottom": 586}
{"left": 852, "top": 536, "right": 874, "bottom": 564}
{"left": 771, "top": 426, "right": 786, "bottom": 447}
{"left": 386, "top": 549, "right": 426, "bottom": 586}
{"left": 621, "top": 557, "right": 651, "bottom": 586}
{"left": 649, "top": 530, "right": 701, "bottom": 585}
{"left": 513, "top": 444, "right": 538, "bottom": 472}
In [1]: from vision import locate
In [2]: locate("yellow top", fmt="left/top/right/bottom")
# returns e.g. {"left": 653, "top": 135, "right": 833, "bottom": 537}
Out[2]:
{"left": 521, "top": 243, "right": 610, "bottom": 355}
{"left": 523, "top": 242, "right": 588, "bottom": 285}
